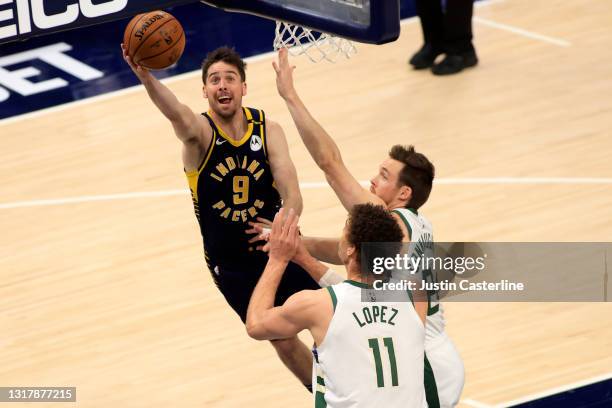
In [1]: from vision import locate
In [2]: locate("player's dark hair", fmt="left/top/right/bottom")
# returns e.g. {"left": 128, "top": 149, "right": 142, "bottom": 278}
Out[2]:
{"left": 347, "top": 203, "right": 403, "bottom": 275}
{"left": 201, "top": 46, "right": 246, "bottom": 84}
{"left": 389, "top": 145, "right": 435, "bottom": 209}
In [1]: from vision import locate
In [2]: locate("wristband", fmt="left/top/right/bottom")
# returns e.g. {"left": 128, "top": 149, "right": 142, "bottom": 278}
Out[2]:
{"left": 318, "top": 269, "right": 344, "bottom": 288}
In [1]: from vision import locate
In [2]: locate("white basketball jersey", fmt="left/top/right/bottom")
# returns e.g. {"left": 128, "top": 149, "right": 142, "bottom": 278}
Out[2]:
{"left": 313, "top": 281, "right": 426, "bottom": 408}
{"left": 393, "top": 208, "right": 446, "bottom": 340}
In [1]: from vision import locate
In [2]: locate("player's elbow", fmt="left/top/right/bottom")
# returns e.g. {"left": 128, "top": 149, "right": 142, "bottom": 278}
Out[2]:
{"left": 316, "top": 151, "right": 342, "bottom": 174}
{"left": 246, "top": 320, "right": 269, "bottom": 341}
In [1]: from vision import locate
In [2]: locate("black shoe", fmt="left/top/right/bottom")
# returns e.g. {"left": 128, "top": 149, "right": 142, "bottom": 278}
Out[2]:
{"left": 409, "top": 44, "right": 443, "bottom": 70}
{"left": 431, "top": 50, "right": 478, "bottom": 76}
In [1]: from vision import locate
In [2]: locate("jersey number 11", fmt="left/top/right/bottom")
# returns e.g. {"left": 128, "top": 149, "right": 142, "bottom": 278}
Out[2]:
{"left": 368, "top": 337, "right": 399, "bottom": 387}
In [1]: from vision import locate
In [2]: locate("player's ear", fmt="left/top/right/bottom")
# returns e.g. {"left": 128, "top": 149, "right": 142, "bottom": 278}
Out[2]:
{"left": 203, "top": 85, "right": 208, "bottom": 99}
{"left": 399, "top": 185, "right": 412, "bottom": 203}
{"left": 346, "top": 244, "right": 356, "bottom": 258}
{"left": 242, "top": 81, "right": 247, "bottom": 96}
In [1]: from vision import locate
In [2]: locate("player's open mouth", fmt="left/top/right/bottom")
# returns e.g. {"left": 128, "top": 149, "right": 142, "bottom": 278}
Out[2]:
{"left": 218, "top": 96, "right": 231, "bottom": 104}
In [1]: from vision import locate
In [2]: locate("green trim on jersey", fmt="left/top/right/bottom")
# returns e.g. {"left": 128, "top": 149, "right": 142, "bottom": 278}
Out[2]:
{"left": 315, "top": 376, "right": 327, "bottom": 408}
{"left": 393, "top": 209, "right": 413, "bottom": 238}
{"left": 392, "top": 208, "right": 439, "bottom": 316}
{"left": 429, "top": 303, "right": 440, "bottom": 315}
{"left": 326, "top": 286, "right": 337, "bottom": 312}
{"left": 424, "top": 354, "right": 441, "bottom": 408}
{"left": 345, "top": 279, "right": 371, "bottom": 289}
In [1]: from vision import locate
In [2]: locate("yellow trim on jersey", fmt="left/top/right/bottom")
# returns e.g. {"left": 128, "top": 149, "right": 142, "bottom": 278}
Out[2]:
{"left": 256, "top": 108, "right": 267, "bottom": 157}
{"left": 186, "top": 170, "right": 200, "bottom": 203}
{"left": 206, "top": 107, "right": 254, "bottom": 147}
{"left": 185, "top": 131, "right": 217, "bottom": 203}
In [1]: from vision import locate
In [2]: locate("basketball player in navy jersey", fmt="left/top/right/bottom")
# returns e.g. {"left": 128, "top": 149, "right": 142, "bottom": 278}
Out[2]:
{"left": 121, "top": 45, "right": 320, "bottom": 390}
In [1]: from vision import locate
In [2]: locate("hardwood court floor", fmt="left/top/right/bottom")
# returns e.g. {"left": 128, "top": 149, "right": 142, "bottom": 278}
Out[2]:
{"left": 1, "top": 0, "right": 611, "bottom": 406}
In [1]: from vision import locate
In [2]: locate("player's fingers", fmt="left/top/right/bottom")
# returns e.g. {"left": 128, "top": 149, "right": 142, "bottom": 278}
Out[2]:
{"left": 272, "top": 61, "right": 280, "bottom": 74}
{"left": 287, "top": 219, "right": 300, "bottom": 245}
{"left": 248, "top": 235, "right": 263, "bottom": 244}
{"left": 281, "top": 47, "right": 288, "bottom": 62}
{"left": 246, "top": 223, "right": 263, "bottom": 234}
{"left": 271, "top": 208, "right": 284, "bottom": 236}
{"left": 256, "top": 244, "right": 269, "bottom": 253}
{"left": 290, "top": 215, "right": 300, "bottom": 239}
{"left": 282, "top": 208, "right": 296, "bottom": 237}
{"left": 255, "top": 217, "right": 272, "bottom": 226}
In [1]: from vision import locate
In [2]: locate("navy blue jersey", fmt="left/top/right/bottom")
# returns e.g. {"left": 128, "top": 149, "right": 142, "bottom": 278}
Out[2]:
{"left": 185, "top": 107, "right": 282, "bottom": 269}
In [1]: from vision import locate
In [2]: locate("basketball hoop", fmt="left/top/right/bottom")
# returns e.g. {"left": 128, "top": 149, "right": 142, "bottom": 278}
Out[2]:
{"left": 273, "top": 21, "right": 357, "bottom": 63}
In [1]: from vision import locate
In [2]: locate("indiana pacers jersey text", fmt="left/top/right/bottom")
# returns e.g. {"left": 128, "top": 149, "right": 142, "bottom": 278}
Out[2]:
{"left": 186, "top": 107, "right": 281, "bottom": 269}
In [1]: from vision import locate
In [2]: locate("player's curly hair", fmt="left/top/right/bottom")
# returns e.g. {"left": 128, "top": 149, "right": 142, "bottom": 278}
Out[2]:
{"left": 201, "top": 46, "right": 246, "bottom": 84}
{"left": 389, "top": 145, "right": 435, "bottom": 209}
{"left": 347, "top": 203, "right": 403, "bottom": 273}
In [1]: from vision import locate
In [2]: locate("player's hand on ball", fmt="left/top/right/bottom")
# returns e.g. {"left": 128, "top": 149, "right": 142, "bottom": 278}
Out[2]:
{"left": 272, "top": 48, "right": 297, "bottom": 100}
{"left": 269, "top": 208, "right": 300, "bottom": 262}
{"left": 121, "top": 43, "right": 150, "bottom": 79}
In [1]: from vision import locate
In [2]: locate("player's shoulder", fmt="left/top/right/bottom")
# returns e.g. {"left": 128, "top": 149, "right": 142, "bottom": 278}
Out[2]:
{"left": 285, "top": 288, "right": 329, "bottom": 310}
{"left": 264, "top": 117, "right": 282, "bottom": 133}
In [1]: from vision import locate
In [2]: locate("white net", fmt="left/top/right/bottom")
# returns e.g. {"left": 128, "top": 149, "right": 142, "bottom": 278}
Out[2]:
{"left": 273, "top": 21, "right": 357, "bottom": 63}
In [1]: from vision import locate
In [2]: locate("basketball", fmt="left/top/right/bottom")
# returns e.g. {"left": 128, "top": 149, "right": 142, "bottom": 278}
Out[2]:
{"left": 123, "top": 10, "right": 185, "bottom": 70}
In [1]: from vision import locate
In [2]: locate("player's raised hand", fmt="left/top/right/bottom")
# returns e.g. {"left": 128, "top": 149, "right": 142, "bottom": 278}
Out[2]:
{"left": 121, "top": 43, "right": 151, "bottom": 81}
{"left": 269, "top": 208, "right": 300, "bottom": 262}
{"left": 272, "top": 48, "right": 297, "bottom": 100}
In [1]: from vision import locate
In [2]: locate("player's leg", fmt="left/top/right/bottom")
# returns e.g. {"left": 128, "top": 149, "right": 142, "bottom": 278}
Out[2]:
{"left": 212, "top": 263, "right": 316, "bottom": 390}
{"left": 425, "top": 332, "right": 465, "bottom": 408}
{"left": 433, "top": 0, "right": 478, "bottom": 75}
{"left": 269, "top": 336, "right": 314, "bottom": 388}
{"left": 410, "top": 0, "right": 444, "bottom": 69}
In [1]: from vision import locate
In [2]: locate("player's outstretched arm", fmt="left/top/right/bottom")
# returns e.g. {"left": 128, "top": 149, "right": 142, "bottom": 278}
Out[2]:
{"left": 246, "top": 218, "right": 342, "bottom": 265}
{"left": 266, "top": 120, "right": 303, "bottom": 215}
{"left": 273, "top": 48, "right": 384, "bottom": 211}
{"left": 301, "top": 236, "right": 342, "bottom": 265}
{"left": 121, "top": 43, "right": 210, "bottom": 148}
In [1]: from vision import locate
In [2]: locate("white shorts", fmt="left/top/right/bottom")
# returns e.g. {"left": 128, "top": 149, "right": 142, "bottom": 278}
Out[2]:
{"left": 425, "top": 332, "right": 465, "bottom": 408}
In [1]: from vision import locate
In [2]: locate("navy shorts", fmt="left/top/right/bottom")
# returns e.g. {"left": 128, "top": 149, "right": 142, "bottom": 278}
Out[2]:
{"left": 210, "top": 260, "right": 321, "bottom": 323}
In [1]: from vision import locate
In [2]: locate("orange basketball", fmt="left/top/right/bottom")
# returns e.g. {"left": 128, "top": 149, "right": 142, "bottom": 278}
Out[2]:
{"left": 123, "top": 11, "right": 185, "bottom": 70}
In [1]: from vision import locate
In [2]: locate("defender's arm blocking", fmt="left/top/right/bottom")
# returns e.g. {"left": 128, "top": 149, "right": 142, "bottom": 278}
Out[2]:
{"left": 273, "top": 48, "right": 385, "bottom": 211}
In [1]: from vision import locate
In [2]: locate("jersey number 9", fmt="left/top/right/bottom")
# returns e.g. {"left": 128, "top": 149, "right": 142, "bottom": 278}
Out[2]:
{"left": 233, "top": 176, "right": 249, "bottom": 205}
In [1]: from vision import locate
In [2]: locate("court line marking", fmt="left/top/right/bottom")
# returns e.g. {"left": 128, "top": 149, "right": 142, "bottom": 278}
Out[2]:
{"left": 473, "top": 16, "right": 572, "bottom": 47}
{"left": 1, "top": 178, "right": 611, "bottom": 210}
{"left": 0, "top": 0, "right": 509, "bottom": 126}
{"left": 435, "top": 177, "right": 612, "bottom": 185}
{"left": 495, "top": 371, "right": 612, "bottom": 407}
{"left": 461, "top": 399, "right": 494, "bottom": 408}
